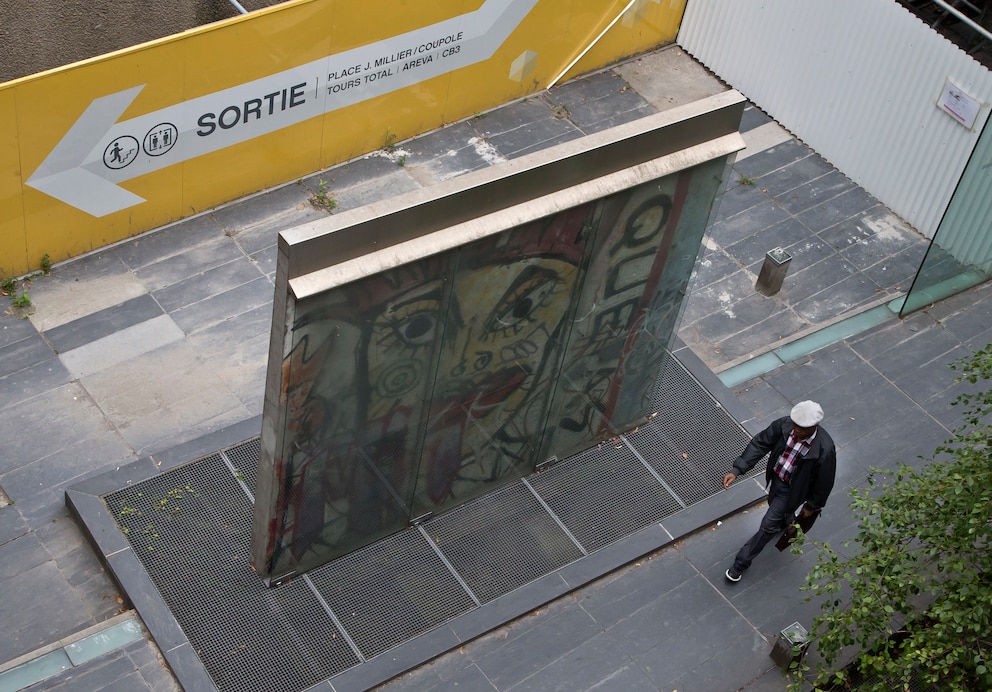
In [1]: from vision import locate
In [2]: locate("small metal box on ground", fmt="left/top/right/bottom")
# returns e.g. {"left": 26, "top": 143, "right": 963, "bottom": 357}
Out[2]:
{"left": 770, "top": 621, "right": 809, "bottom": 670}
{"left": 755, "top": 247, "right": 793, "bottom": 296}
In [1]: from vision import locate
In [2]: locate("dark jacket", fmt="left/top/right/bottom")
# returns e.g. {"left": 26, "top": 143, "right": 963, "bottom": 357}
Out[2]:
{"left": 732, "top": 416, "right": 836, "bottom": 514}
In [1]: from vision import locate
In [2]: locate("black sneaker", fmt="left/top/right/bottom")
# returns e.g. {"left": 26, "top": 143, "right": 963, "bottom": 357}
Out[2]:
{"left": 725, "top": 566, "right": 743, "bottom": 582}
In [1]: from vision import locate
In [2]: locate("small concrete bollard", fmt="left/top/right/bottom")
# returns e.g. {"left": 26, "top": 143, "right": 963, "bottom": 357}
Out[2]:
{"left": 755, "top": 247, "right": 793, "bottom": 296}
{"left": 770, "top": 621, "right": 809, "bottom": 670}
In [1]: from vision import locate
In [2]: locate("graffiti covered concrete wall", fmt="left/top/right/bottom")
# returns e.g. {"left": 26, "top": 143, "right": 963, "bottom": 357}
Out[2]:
{"left": 250, "top": 94, "right": 747, "bottom": 581}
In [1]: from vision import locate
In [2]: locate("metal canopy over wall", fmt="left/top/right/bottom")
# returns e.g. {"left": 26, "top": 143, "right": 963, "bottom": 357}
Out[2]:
{"left": 76, "top": 352, "right": 758, "bottom": 692}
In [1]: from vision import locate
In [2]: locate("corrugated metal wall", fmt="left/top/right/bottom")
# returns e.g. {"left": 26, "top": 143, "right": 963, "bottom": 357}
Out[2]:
{"left": 678, "top": 0, "right": 992, "bottom": 238}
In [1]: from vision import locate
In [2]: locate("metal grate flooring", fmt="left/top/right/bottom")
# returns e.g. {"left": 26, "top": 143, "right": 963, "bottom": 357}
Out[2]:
{"left": 100, "top": 353, "right": 756, "bottom": 692}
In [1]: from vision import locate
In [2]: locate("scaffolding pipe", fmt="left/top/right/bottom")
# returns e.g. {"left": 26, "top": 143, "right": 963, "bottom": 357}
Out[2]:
{"left": 929, "top": 0, "right": 992, "bottom": 45}
{"left": 227, "top": 0, "right": 248, "bottom": 15}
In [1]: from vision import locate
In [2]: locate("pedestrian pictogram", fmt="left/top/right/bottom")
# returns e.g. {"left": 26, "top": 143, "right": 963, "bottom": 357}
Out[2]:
{"left": 103, "top": 136, "right": 139, "bottom": 169}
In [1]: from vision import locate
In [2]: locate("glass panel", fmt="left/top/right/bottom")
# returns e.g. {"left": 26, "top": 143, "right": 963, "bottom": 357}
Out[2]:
{"left": 266, "top": 256, "right": 452, "bottom": 577}
{"left": 902, "top": 115, "right": 992, "bottom": 315}
{"left": 410, "top": 203, "right": 593, "bottom": 516}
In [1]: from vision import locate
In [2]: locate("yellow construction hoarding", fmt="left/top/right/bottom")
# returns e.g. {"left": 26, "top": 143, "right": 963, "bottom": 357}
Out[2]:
{"left": 0, "top": 0, "right": 684, "bottom": 277}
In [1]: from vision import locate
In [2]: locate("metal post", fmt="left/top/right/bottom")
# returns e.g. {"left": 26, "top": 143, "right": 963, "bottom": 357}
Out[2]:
{"left": 755, "top": 247, "right": 792, "bottom": 296}
{"left": 770, "top": 621, "right": 809, "bottom": 670}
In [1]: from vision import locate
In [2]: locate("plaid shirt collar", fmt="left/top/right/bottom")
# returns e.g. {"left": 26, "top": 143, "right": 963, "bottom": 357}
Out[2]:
{"left": 773, "top": 428, "right": 816, "bottom": 483}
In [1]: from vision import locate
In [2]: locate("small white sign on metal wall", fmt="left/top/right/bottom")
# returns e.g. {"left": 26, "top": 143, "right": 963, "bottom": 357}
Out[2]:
{"left": 938, "top": 78, "right": 982, "bottom": 130}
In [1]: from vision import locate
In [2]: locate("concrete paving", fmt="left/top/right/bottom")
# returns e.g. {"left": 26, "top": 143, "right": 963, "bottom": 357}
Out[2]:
{"left": 0, "top": 43, "right": 978, "bottom": 691}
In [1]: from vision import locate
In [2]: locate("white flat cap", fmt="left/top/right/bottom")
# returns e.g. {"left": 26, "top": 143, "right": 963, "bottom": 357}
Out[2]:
{"left": 791, "top": 400, "right": 824, "bottom": 427}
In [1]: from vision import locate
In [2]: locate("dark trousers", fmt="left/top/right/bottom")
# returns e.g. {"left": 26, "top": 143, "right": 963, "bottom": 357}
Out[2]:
{"left": 733, "top": 476, "right": 792, "bottom": 571}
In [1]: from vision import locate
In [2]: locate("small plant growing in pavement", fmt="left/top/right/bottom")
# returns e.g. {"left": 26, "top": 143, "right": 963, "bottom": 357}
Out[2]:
{"left": 739, "top": 174, "right": 755, "bottom": 186}
{"left": 310, "top": 178, "right": 337, "bottom": 211}
{"left": 383, "top": 127, "right": 398, "bottom": 151}
{"left": 39, "top": 253, "right": 52, "bottom": 274}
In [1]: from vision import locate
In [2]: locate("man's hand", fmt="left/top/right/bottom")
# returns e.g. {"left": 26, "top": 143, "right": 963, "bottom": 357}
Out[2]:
{"left": 722, "top": 472, "right": 737, "bottom": 490}
{"left": 800, "top": 506, "right": 816, "bottom": 518}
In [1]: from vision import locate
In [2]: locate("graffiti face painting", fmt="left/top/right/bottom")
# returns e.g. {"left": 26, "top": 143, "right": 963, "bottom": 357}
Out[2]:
{"left": 257, "top": 163, "right": 723, "bottom": 578}
{"left": 366, "top": 252, "right": 578, "bottom": 507}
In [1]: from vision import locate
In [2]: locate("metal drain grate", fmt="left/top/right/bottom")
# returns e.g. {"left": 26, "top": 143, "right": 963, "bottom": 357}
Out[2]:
{"left": 424, "top": 482, "right": 585, "bottom": 603}
{"left": 308, "top": 529, "right": 477, "bottom": 659}
{"left": 105, "top": 454, "right": 358, "bottom": 692}
{"left": 528, "top": 442, "right": 682, "bottom": 552}
{"left": 221, "top": 436, "right": 260, "bottom": 496}
{"left": 632, "top": 356, "right": 757, "bottom": 504}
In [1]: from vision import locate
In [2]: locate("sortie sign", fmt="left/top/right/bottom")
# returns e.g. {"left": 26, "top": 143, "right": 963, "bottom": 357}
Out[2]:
{"left": 26, "top": 0, "right": 538, "bottom": 217}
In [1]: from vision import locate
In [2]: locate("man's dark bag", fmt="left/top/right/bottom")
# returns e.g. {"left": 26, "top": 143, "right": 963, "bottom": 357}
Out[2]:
{"left": 775, "top": 509, "right": 820, "bottom": 551}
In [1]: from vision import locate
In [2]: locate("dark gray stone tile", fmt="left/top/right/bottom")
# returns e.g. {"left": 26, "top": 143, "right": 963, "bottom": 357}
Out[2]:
{"left": 133, "top": 236, "right": 245, "bottom": 292}
{"left": 114, "top": 215, "right": 222, "bottom": 271}
{"left": 739, "top": 104, "right": 773, "bottom": 132}
{"left": 576, "top": 547, "right": 697, "bottom": 628}
{"left": 664, "top": 629, "right": 778, "bottom": 692}
{"left": 0, "top": 331, "right": 54, "bottom": 378}
{"left": 867, "top": 323, "right": 965, "bottom": 376}
{"left": 847, "top": 311, "right": 937, "bottom": 360}
{"left": 308, "top": 152, "right": 403, "bottom": 192}
{"left": 586, "top": 663, "right": 658, "bottom": 691}
{"left": 377, "top": 654, "right": 482, "bottom": 691}
{"left": 44, "top": 294, "right": 163, "bottom": 354}
{"left": 211, "top": 183, "right": 314, "bottom": 235}
{"left": 0, "top": 311, "right": 38, "bottom": 348}
{"left": 937, "top": 296, "right": 992, "bottom": 343}
{"left": 0, "top": 531, "right": 50, "bottom": 580}
{"left": 0, "top": 353, "right": 72, "bottom": 412}
{"left": 0, "top": 383, "right": 118, "bottom": 473}
{"left": 776, "top": 169, "right": 857, "bottom": 215}
{"left": 168, "top": 276, "right": 273, "bottom": 335}
{"left": 705, "top": 310, "right": 809, "bottom": 363}
{"left": 604, "top": 575, "right": 723, "bottom": 658}
{"left": 757, "top": 153, "right": 835, "bottom": 198}
{"left": 675, "top": 504, "right": 767, "bottom": 572}
{"left": 153, "top": 256, "right": 264, "bottom": 313}
{"left": 0, "top": 560, "right": 92, "bottom": 661}
{"left": 714, "top": 178, "right": 771, "bottom": 220}
{"left": 797, "top": 187, "right": 878, "bottom": 234}
{"left": 861, "top": 242, "right": 928, "bottom": 291}
{"left": 633, "top": 599, "right": 756, "bottom": 686}
{"left": 884, "top": 345, "right": 968, "bottom": 405}
{"left": 726, "top": 217, "right": 813, "bottom": 267}
{"left": 474, "top": 98, "right": 583, "bottom": 159}
{"left": 735, "top": 139, "right": 813, "bottom": 179}
{"left": 791, "top": 267, "right": 876, "bottom": 320}
{"left": 472, "top": 601, "right": 600, "bottom": 689}
{"left": 44, "top": 249, "right": 130, "bottom": 283}
{"left": 687, "top": 247, "right": 740, "bottom": 291}
{"left": 841, "top": 406, "right": 949, "bottom": 475}
{"left": 406, "top": 120, "right": 497, "bottom": 183}
{"left": 0, "top": 505, "right": 28, "bottom": 546}
{"left": 777, "top": 249, "right": 859, "bottom": 306}
{"left": 506, "top": 632, "right": 629, "bottom": 691}
{"left": 249, "top": 243, "right": 278, "bottom": 281}
{"left": 0, "top": 432, "right": 133, "bottom": 504}
{"left": 732, "top": 379, "right": 791, "bottom": 423}
{"left": 708, "top": 200, "right": 790, "bottom": 247}
{"left": 547, "top": 70, "right": 656, "bottom": 134}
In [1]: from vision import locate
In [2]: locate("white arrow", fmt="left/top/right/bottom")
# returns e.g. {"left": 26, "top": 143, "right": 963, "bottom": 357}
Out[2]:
{"left": 26, "top": 0, "right": 539, "bottom": 217}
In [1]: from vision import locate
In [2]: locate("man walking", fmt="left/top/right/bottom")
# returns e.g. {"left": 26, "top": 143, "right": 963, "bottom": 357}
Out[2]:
{"left": 722, "top": 401, "right": 836, "bottom": 582}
